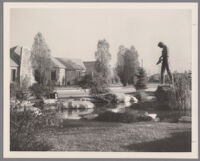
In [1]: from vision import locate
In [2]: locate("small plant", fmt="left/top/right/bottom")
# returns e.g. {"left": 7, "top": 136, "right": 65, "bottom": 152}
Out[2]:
{"left": 135, "top": 67, "right": 147, "bottom": 90}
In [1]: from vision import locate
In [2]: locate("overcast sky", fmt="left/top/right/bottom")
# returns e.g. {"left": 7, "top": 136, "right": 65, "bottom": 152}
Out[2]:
{"left": 10, "top": 8, "right": 192, "bottom": 74}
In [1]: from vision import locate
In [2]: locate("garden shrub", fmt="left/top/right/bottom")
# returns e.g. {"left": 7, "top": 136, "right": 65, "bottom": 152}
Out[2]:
{"left": 135, "top": 90, "right": 148, "bottom": 102}
{"left": 135, "top": 67, "right": 147, "bottom": 90}
{"left": 173, "top": 72, "right": 191, "bottom": 110}
{"left": 10, "top": 111, "right": 52, "bottom": 151}
{"left": 79, "top": 73, "right": 110, "bottom": 96}
{"left": 94, "top": 93, "right": 118, "bottom": 104}
{"left": 95, "top": 111, "right": 153, "bottom": 123}
{"left": 30, "top": 83, "right": 54, "bottom": 99}
{"left": 10, "top": 83, "right": 19, "bottom": 98}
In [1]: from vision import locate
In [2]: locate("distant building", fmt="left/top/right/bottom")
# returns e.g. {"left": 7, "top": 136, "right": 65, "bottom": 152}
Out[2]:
{"left": 50, "top": 57, "right": 66, "bottom": 86}
{"left": 10, "top": 46, "right": 97, "bottom": 87}
{"left": 10, "top": 46, "right": 35, "bottom": 86}
{"left": 56, "top": 58, "right": 86, "bottom": 85}
{"left": 83, "top": 61, "right": 96, "bottom": 76}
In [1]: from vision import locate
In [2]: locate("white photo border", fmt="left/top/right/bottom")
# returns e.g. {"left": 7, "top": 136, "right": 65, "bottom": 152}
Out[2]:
{"left": 3, "top": 2, "right": 198, "bottom": 159}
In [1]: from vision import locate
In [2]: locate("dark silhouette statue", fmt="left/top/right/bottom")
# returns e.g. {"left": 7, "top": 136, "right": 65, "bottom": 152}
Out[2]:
{"left": 156, "top": 42, "right": 173, "bottom": 84}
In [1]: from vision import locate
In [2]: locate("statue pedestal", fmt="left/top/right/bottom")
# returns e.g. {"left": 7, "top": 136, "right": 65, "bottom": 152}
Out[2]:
{"left": 155, "top": 84, "right": 176, "bottom": 110}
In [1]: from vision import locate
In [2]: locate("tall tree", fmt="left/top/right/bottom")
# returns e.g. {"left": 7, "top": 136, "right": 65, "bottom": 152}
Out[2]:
{"left": 95, "top": 39, "right": 112, "bottom": 82}
{"left": 31, "top": 32, "right": 51, "bottom": 85}
{"left": 116, "top": 45, "right": 139, "bottom": 86}
{"left": 116, "top": 45, "right": 126, "bottom": 85}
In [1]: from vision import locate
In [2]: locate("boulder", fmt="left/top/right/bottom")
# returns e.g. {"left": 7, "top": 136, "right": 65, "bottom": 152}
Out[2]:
{"left": 155, "top": 85, "right": 176, "bottom": 109}
{"left": 20, "top": 100, "right": 34, "bottom": 107}
{"left": 43, "top": 98, "right": 57, "bottom": 104}
{"left": 137, "top": 112, "right": 160, "bottom": 122}
{"left": 26, "top": 107, "right": 42, "bottom": 115}
{"left": 68, "top": 100, "right": 94, "bottom": 109}
{"left": 178, "top": 116, "right": 191, "bottom": 123}
{"left": 99, "top": 93, "right": 138, "bottom": 104}
{"left": 82, "top": 114, "right": 98, "bottom": 120}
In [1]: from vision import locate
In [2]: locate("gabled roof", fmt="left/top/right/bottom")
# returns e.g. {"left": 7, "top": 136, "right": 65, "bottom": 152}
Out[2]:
{"left": 51, "top": 57, "right": 66, "bottom": 69}
{"left": 10, "top": 46, "right": 21, "bottom": 67}
{"left": 56, "top": 58, "right": 85, "bottom": 70}
{"left": 83, "top": 61, "right": 96, "bottom": 71}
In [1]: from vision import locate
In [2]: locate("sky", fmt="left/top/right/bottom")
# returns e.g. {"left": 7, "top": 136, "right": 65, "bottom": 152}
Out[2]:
{"left": 10, "top": 8, "right": 192, "bottom": 75}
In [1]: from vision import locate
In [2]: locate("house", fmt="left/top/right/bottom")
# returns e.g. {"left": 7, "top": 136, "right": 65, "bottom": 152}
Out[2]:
{"left": 83, "top": 61, "right": 96, "bottom": 76}
{"left": 56, "top": 58, "right": 86, "bottom": 85}
{"left": 50, "top": 57, "right": 66, "bottom": 86}
{"left": 10, "top": 46, "right": 96, "bottom": 87}
{"left": 10, "top": 46, "right": 35, "bottom": 87}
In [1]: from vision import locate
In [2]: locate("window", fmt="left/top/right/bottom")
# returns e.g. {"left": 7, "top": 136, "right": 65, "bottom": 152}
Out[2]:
{"left": 51, "top": 70, "right": 56, "bottom": 81}
{"left": 34, "top": 70, "right": 40, "bottom": 83}
{"left": 11, "top": 69, "right": 16, "bottom": 82}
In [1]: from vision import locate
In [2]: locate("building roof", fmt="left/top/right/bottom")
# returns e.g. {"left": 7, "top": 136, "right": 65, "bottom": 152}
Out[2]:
{"left": 10, "top": 46, "right": 21, "bottom": 67}
{"left": 56, "top": 58, "right": 85, "bottom": 70}
{"left": 83, "top": 61, "right": 96, "bottom": 71}
{"left": 51, "top": 57, "right": 66, "bottom": 69}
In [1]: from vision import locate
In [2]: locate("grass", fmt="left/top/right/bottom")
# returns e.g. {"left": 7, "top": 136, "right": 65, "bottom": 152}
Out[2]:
{"left": 36, "top": 120, "right": 191, "bottom": 152}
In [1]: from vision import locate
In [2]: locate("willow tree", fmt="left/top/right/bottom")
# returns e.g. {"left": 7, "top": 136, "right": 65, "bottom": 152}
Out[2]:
{"left": 31, "top": 32, "right": 52, "bottom": 86}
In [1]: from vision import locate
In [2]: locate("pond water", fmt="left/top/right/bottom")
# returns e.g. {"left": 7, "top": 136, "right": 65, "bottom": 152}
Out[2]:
{"left": 44, "top": 98, "right": 191, "bottom": 122}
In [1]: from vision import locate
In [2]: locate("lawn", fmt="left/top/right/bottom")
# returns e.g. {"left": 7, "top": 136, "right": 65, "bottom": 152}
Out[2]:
{"left": 55, "top": 83, "right": 159, "bottom": 98}
{"left": 37, "top": 120, "right": 191, "bottom": 152}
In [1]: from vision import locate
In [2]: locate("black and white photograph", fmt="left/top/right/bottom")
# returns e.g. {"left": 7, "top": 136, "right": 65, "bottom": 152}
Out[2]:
{"left": 3, "top": 2, "right": 198, "bottom": 159}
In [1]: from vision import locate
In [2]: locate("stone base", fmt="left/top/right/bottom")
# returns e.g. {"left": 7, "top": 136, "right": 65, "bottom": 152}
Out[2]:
{"left": 155, "top": 85, "right": 176, "bottom": 110}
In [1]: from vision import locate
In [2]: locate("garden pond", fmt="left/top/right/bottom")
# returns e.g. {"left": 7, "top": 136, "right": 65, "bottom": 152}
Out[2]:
{"left": 43, "top": 98, "right": 191, "bottom": 123}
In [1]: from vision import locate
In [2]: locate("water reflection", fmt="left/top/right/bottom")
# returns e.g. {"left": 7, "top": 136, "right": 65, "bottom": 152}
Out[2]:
{"left": 57, "top": 108, "right": 94, "bottom": 120}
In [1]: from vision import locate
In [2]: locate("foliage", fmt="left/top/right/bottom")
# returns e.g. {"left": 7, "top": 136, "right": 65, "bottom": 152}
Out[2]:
{"left": 135, "top": 90, "right": 148, "bottom": 102}
{"left": 31, "top": 32, "right": 52, "bottom": 86}
{"left": 94, "top": 93, "right": 118, "bottom": 104}
{"left": 110, "top": 68, "right": 120, "bottom": 84}
{"left": 79, "top": 74, "right": 93, "bottom": 91}
{"left": 30, "top": 83, "right": 54, "bottom": 99}
{"left": 89, "top": 74, "right": 110, "bottom": 96}
{"left": 10, "top": 111, "right": 52, "bottom": 151}
{"left": 173, "top": 72, "right": 191, "bottom": 110}
{"left": 10, "top": 76, "right": 31, "bottom": 100}
{"left": 79, "top": 73, "right": 110, "bottom": 96}
{"left": 94, "top": 39, "right": 112, "bottom": 83}
{"left": 116, "top": 46, "right": 140, "bottom": 86}
{"left": 135, "top": 67, "right": 147, "bottom": 90}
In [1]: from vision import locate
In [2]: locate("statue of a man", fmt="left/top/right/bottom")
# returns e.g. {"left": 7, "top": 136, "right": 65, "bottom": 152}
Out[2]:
{"left": 156, "top": 42, "right": 173, "bottom": 84}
